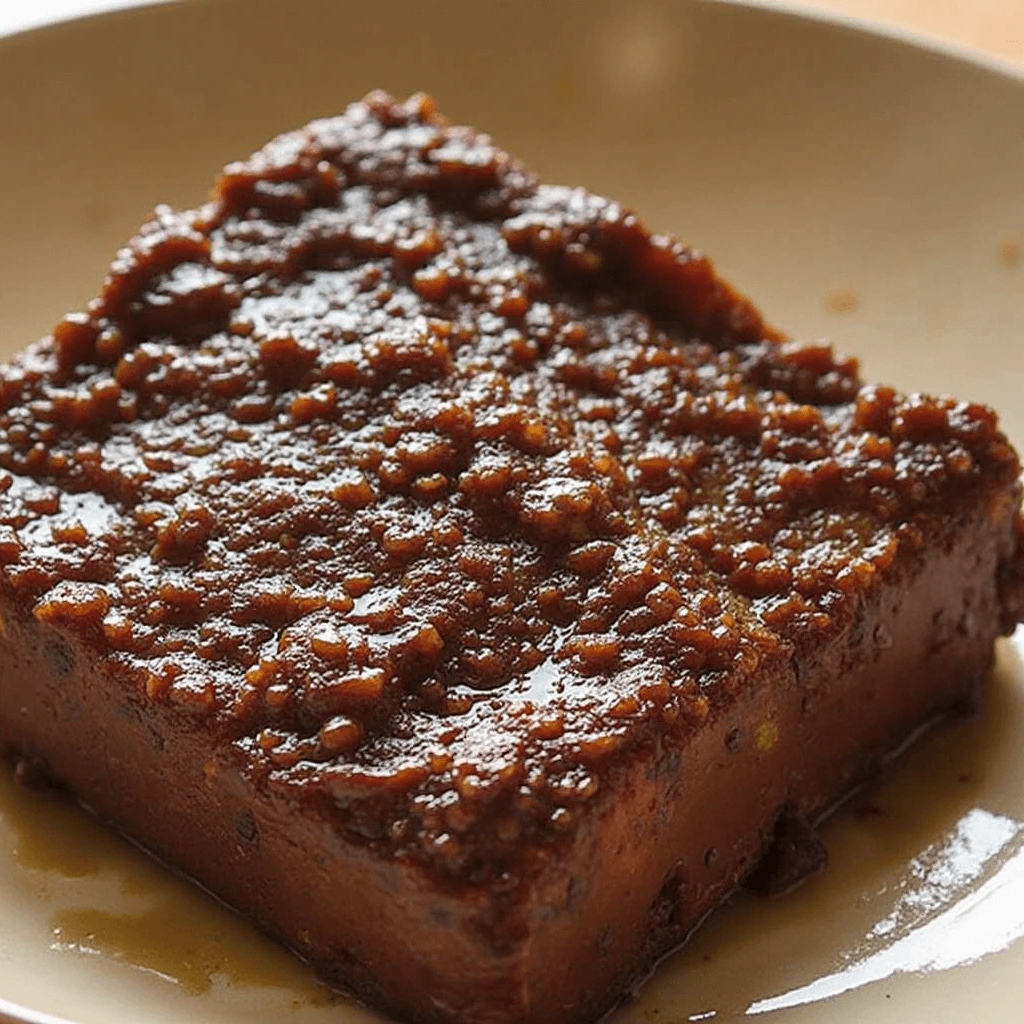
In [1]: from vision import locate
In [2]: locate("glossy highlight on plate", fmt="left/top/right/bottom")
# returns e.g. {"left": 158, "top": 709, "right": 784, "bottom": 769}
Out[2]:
{"left": 629, "top": 628, "right": 1024, "bottom": 1023}
{"left": 748, "top": 807, "right": 1024, "bottom": 1015}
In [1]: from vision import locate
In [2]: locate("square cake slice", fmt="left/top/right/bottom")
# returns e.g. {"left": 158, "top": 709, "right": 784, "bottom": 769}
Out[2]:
{"left": 0, "top": 92, "right": 1021, "bottom": 1024}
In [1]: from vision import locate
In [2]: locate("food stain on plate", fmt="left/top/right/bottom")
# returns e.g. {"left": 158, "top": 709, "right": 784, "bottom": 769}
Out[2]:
{"left": 0, "top": 766, "right": 129, "bottom": 880}
{"left": 823, "top": 288, "right": 859, "bottom": 315}
{"left": 0, "top": 764, "right": 339, "bottom": 1005}
{"left": 49, "top": 900, "right": 343, "bottom": 1002}
{"left": 998, "top": 240, "right": 1022, "bottom": 267}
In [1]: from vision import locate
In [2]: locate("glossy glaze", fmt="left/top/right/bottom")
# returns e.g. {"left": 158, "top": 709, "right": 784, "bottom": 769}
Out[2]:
{"left": 0, "top": 93, "right": 1020, "bottom": 881}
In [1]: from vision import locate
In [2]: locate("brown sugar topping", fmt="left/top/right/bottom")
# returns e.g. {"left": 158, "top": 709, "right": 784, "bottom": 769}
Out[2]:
{"left": 0, "top": 92, "right": 1019, "bottom": 875}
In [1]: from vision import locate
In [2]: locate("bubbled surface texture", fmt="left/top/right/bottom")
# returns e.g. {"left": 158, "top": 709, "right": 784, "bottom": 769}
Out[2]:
{"left": 0, "top": 93, "right": 1019, "bottom": 877}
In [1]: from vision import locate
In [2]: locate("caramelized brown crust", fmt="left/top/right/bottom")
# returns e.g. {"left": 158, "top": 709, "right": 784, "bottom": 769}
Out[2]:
{"left": 0, "top": 92, "right": 1021, "bottom": 1024}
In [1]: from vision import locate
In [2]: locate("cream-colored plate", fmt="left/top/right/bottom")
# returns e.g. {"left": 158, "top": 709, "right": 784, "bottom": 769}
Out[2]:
{"left": 1, "top": 1, "right": 1023, "bottom": 1022}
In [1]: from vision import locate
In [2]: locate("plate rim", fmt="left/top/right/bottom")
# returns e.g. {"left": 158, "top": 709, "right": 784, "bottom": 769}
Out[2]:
{"left": 0, "top": 0, "right": 1023, "bottom": 90}
{"left": 710, "top": 0, "right": 1024, "bottom": 86}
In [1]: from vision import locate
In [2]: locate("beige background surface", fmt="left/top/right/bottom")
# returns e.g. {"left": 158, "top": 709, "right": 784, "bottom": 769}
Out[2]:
{"left": 792, "top": 0, "right": 1024, "bottom": 64}
{"left": 1, "top": 0, "right": 1023, "bottom": 65}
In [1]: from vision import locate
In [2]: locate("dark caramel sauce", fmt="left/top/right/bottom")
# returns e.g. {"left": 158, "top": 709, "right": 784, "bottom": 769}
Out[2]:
{"left": 50, "top": 902, "right": 340, "bottom": 1004}
{"left": 0, "top": 766, "right": 339, "bottom": 1006}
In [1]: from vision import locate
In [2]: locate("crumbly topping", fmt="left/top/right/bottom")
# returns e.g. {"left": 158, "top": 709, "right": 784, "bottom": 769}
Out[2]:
{"left": 0, "top": 92, "right": 1018, "bottom": 876}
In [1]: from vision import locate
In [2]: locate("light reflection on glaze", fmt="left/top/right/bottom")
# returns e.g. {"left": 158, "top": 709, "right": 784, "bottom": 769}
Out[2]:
{"left": 866, "top": 808, "right": 1019, "bottom": 942}
{"left": 517, "top": 656, "right": 562, "bottom": 703}
{"left": 747, "top": 809, "right": 1024, "bottom": 1015}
